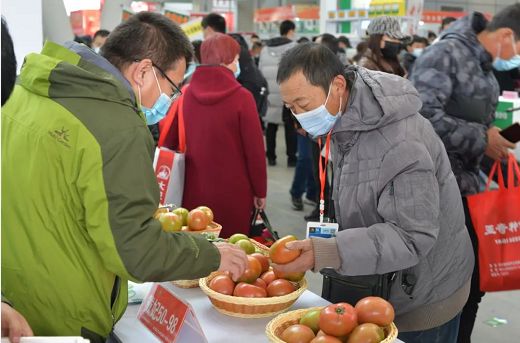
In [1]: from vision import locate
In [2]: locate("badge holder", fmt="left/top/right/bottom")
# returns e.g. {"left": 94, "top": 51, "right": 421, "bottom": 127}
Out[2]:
{"left": 307, "top": 130, "right": 339, "bottom": 239}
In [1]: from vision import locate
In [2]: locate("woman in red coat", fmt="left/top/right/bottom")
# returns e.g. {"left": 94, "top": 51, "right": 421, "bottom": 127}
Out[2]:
{"left": 163, "top": 33, "right": 267, "bottom": 238}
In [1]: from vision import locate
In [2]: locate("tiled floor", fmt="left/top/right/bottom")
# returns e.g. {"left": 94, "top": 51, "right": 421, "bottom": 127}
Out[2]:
{"left": 263, "top": 134, "right": 520, "bottom": 343}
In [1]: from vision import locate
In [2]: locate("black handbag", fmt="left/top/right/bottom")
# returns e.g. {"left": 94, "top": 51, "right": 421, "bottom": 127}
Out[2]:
{"left": 320, "top": 268, "right": 397, "bottom": 306}
{"left": 249, "top": 208, "right": 280, "bottom": 241}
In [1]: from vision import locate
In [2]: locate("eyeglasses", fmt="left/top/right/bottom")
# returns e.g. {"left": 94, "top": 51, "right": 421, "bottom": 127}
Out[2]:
{"left": 134, "top": 59, "right": 183, "bottom": 101}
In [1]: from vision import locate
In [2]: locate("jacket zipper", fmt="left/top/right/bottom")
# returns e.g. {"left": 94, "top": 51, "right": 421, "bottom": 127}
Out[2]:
{"left": 109, "top": 276, "right": 120, "bottom": 334}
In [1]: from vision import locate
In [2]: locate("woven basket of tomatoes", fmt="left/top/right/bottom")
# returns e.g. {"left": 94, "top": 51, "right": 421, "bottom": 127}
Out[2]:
{"left": 266, "top": 298, "right": 398, "bottom": 343}
{"left": 155, "top": 205, "right": 222, "bottom": 238}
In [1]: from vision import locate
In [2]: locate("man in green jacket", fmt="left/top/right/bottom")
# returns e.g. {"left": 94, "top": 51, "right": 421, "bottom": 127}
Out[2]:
{"left": 1, "top": 12, "right": 248, "bottom": 342}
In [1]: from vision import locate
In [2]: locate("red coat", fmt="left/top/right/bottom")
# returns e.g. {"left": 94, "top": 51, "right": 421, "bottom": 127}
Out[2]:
{"left": 163, "top": 65, "right": 267, "bottom": 238}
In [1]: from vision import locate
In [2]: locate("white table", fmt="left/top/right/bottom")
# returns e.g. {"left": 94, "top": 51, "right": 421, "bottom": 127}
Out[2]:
{"left": 115, "top": 282, "right": 404, "bottom": 343}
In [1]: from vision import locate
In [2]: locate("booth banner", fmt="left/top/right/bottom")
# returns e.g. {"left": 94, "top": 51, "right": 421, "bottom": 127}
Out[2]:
{"left": 406, "top": 0, "right": 424, "bottom": 34}
{"left": 422, "top": 10, "right": 491, "bottom": 23}
{"left": 294, "top": 5, "right": 320, "bottom": 20}
{"left": 181, "top": 19, "right": 203, "bottom": 40}
{"left": 254, "top": 6, "right": 295, "bottom": 23}
{"left": 165, "top": 9, "right": 190, "bottom": 25}
{"left": 122, "top": 9, "right": 134, "bottom": 22}
{"left": 70, "top": 11, "right": 84, "bottom": 36}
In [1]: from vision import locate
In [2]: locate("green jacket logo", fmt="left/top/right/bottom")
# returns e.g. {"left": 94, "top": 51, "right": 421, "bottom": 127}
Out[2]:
{"left": 48, "top": 127, "right": 71, "bottom": 149}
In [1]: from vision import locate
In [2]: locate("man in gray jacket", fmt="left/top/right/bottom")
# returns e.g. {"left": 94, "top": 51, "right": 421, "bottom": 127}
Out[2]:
{"left": 274, "top": 43, "right": 474, "bottom": 343}
{"left": 259, "top": 20, "right": 298, "bottom": 166}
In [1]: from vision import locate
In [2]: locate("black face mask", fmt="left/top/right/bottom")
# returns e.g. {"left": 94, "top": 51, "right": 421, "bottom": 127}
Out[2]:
{"left": 381, "top": 41, "right": 401, "bottom": 59}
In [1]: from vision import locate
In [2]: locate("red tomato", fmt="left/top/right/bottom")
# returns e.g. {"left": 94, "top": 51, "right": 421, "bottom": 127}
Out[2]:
{"left": 346, "top": 323, "right": 384, "bottom": 343}
{"left": 311, "top": 335, "right": 343, "bottom": 343}
{"left": 282, "top": 324, "right": 316, "bottom": 343}
{"left": 233, "top": 282, "right": 267, "bottom": 298}
{"left": 316, "top": 331, "right": 348, "bottom": 343}
{"left": 355, "top": 297, "right": 395, "bottom": 327}
{"left": 269, "top": 235, "right": 302, "bottom": 264}
{"left": 159, "top": 212, "right": 183, "bottom": 232}
{"left": 250, "top": 253, "right": 270, "bottom": 273}
{"left": 208, "top": 275, "right": 235, "bottom": 295}
{"left": 319, "top": 303, "right": 358, "bottom": 337}
{"left": 266, "top": 279, "right": 296, "bottom": 297}
{"left": 252, "top": 278, "right": 267, "bottom": 290}
{"left": 236, "top": 256, "right": 262, "bottom": 283}
{"left": 187, "top": 209, "right": 210, "bottom": 231}
{"left": 260, "top": 270, "right": 277, "bottom": 285}
{"left": 273, "top": 267, "right": 305, "bottom": 282}
{"left": 196, "top": 206, "right": 214, "bottom": 223}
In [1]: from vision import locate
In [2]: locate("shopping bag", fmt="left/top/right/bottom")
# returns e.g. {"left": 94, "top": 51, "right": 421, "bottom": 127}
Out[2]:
{"left": 249, "top": 209, "right": 279, "bottom": 246}
{"left": 467, "top": 153, "right": 520, "bottom": 292}
{"left": 153, "top": 91, "right": 186, "bottom": 206}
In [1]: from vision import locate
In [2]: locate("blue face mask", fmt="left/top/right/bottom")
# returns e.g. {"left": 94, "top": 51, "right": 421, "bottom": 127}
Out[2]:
{"left": 292, "top": 84, "right": 342, "bottom": 137}
{"left": 412, "top": 48, "right": 423, "bottom": 57}
{"left": 493, "top": 36, "right": 520, "bottom": 71}
{"left": 234, "top": 61, "right": 241, "bottom": 79}
{"left": 138, "top": 67, "right": 174, "bottom": 125}
{"left": 184, "top": 63, "right": 199, "bottom": 80}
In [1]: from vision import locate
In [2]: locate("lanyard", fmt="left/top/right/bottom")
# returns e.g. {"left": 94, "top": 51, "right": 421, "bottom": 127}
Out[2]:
{"left": 318, "top": 130, "right": 333, "bottom": 224}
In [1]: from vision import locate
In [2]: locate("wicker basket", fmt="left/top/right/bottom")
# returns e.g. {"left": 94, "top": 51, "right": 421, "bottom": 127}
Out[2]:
{"left": 171, "top": 279, "right": 201, "bottom": 289}
{"left": 200, "top": 273, "right": 308, "bottom": 318}
{"left": 266, "top": 307, "right": 398, "bottom": 343}
{"left": 184, "top": 221, "right": 223, "bottom": 238}
{"left": 251, "top": 238, "right": 270, "bottom": 256}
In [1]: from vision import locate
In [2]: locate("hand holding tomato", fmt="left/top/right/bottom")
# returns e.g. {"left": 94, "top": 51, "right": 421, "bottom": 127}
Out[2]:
{"left": 214, "top": 242, "right": 248, "bottom": 282}
{"left": 271, "top": 239, "right": 315, "bottom": 274}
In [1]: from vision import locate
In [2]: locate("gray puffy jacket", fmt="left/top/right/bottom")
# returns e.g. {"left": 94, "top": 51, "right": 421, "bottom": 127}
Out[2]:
{"left": 320, "top": 66, "right": 474, "bottom": 330}
{"left": 259, "top": 37, "right": 297, "bottom": 125}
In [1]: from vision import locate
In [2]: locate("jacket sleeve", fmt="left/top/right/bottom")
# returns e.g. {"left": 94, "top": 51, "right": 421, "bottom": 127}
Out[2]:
{"left": 331, "top": 141, "right": 440, "bottom": 275}
{"left": 78, "top": 125, "right": 221, "bottom": 283}
{"left": 411, "top": 47, "right": 489, "bottom": 164}
{"left": 238, "top": 91, "right": 268, "bottom": 198}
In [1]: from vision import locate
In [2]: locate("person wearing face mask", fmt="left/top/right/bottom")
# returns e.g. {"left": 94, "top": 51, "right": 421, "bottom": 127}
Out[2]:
{"left": 399, "top": 35, "right": 428, "bottom": 78}
{"left": 92, "top": 29, "right": 110, "bottom": 54}
{"left": 163, "top": 33, "right": 267, "bottom": 239}
{"left": 410, "top": 6, "right": 520, "bottom": 343}
{"left": 1, "top": 13, "right": 249, "bottom": 342}
{"left": 358, "top": 16, "right": 411, "bottom": 77}
{"left": 274, "top": 43, "right": 473, "bottom": 343}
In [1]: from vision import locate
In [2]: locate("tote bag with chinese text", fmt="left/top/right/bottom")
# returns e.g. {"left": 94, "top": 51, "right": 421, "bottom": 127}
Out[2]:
{"left": 468, "top": 153, "right": 520, "bottom": 292}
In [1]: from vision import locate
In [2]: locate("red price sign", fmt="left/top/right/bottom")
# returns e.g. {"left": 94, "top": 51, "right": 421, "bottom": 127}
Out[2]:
{"left": 137, "top": 284, "right": 189, "bottom": 343}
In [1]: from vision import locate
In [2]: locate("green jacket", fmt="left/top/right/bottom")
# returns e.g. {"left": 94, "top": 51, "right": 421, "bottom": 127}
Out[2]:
{"left": 1, "top": 41, "right": 221, "bottom": 341}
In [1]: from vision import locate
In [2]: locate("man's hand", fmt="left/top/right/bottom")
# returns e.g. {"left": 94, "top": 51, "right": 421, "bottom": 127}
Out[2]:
{"left": 1, "top": 303, "right": 33, "bottom": 343}
{"left": 214, "top": 242, "right": 248, "bottom": 281}
{"left": 271, "top": 239, "right": 315, "bottom": 273}
{"left": 254, "top": 197, "right": 266, "bottom": 210}
{"left": 485, "top": 126, "right": 516, "bottom": 162}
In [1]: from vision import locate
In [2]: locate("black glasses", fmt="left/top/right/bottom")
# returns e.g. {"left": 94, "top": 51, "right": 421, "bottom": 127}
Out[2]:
{"left": 134, "top": 59, "right": 182, "bottom": 101}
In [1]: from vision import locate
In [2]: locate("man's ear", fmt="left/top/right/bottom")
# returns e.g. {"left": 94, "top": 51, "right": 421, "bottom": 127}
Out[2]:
{"left": 333, "top": 75, "right": 347, "bottom": 97}
{"left": 496, "top": 27, "right": 515, "bottom": 45}
{"left": 129, "top": 59, "right": 153, "bottom": 87}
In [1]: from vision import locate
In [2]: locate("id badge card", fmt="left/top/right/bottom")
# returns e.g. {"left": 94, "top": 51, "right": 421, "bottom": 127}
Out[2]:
{"left": 307, "top": 222, "right": 339, "bottom": 239}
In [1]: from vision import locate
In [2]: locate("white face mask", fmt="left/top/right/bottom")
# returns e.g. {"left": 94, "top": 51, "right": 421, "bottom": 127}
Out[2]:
{"left": 94, "top": 47, "right": 101, "bottom": 54}
{"left": 292, "top": 83, "right": 342, "bottom": 137}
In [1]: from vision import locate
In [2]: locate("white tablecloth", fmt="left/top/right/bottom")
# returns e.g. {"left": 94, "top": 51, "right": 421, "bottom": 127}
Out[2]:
{"left": 114, "top": 282, "right": 404, "bottom": 343}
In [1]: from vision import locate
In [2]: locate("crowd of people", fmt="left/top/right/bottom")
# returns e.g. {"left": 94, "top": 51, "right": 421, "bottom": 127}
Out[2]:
{"left": 1, "top": 3, "right": 519, "bottom": 343}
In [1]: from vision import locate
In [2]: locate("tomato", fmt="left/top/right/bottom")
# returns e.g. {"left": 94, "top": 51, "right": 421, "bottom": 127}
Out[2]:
{"left": 316, "top": 331, "right": 348, "bottom": 342}
{"left": 154, "top": 207, "right": 168, "bottom": 219}
{"left": 159, "top": 212, "right": 183, "bottom": 232}
{"left": 282, "top": 324, "right": 315, "bottom": 343}
{"left": 236, "top": 240, "right": 255, "bottom": 254}
{"left": 208, "top": 275, "right": 235, "bottom": 295}
{"left": 355, "top": 297, "right": 395, "bottom": 327}
{"left": 236, "top": 256, "right": 262, "bottom": 283}
{"left": 197, "top": 206, "right": 214, "bottom": 223}
{"left": 233, "top": 282, "right": 267, "bottom": 298}
{"left": 252, "top": 278, "right": 267, "bottom": 290}
{"left": 300, "top": 309, "right": 322, "bottom": 334}
{"left": 346, "top": 323, "right": 384, "bottom": 343}
{"left": 260, "top": 270, "right": 277, "bottom": 285}
{"left": 250, "top": 253, "right": 270, "bottom": 273}
{"left": 273, "top": 267, "right": 305, "bottom": 282}
{"left": 172, "top": 207, "right": 189, "bottom": 226}
{"left": 229, "top": 233, "right": 249, "bottom": 244}
{"left": 187, "top": 209, "right": 210, "bottom": 231}
{"left": 319, "top": 303, "right": 358, "bottom": 337}
{"left": 266, "top": 279, "right": 296, "bottom": 297}
{"left": 269, "top": 235, "right": 301, "bottom": 264}
{"left": 310, "top": 335, "right": 343, "bottom": 343}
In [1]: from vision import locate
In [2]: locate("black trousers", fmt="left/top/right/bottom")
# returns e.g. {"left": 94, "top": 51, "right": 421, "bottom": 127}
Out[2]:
{"left": 457, "top": 197, "right": 485, "bottom": 343}
{"left": 311, "top": 140, "right": 331, "bottom": 215}
{"left": 265, "top": 122, "right": 297, "bottom": 161}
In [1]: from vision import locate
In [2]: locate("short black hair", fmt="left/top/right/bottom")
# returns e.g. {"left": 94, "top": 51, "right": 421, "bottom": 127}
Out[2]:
{"left": 93, "top": 29, "right": 110, "bottom": 40}
{"left": 338, "top": 36, "right": 351, "bottom": 48}
{"left": 2, "top": 17, "right": 16, "bottom": 106}
{"left": 320, "top": 33, "right": 340, "bottom": 55}
{"left": 441, "top": 17, "right": 457, "bottom": 30}
{"left": 101, "top": 12, "right": 192, "bottom": 72}
{"left": 252, "top": 34, "right": 259, "bottom": 39}
{"left": 487, "top": 3, "right": 520, "bottom": 37}
{"left": 202, "top": 13, "right": 226, "bottom": 33}
{"left": 192, "top": 40, "right": 203, "bottom": 63}
{"left": 410, "top": 35, "right": 428, "bottom": 46}
{"left": 428, "top": 31, "right": 437, "bottom": 39}
{"left": 280, "top": 20, "right": 296, "bottom": 36}
{"left": 297, "top": 37, "right": 310, "bottom": 44}
{"left": 277, "top": 43, "right": 351, "bottom": 94}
